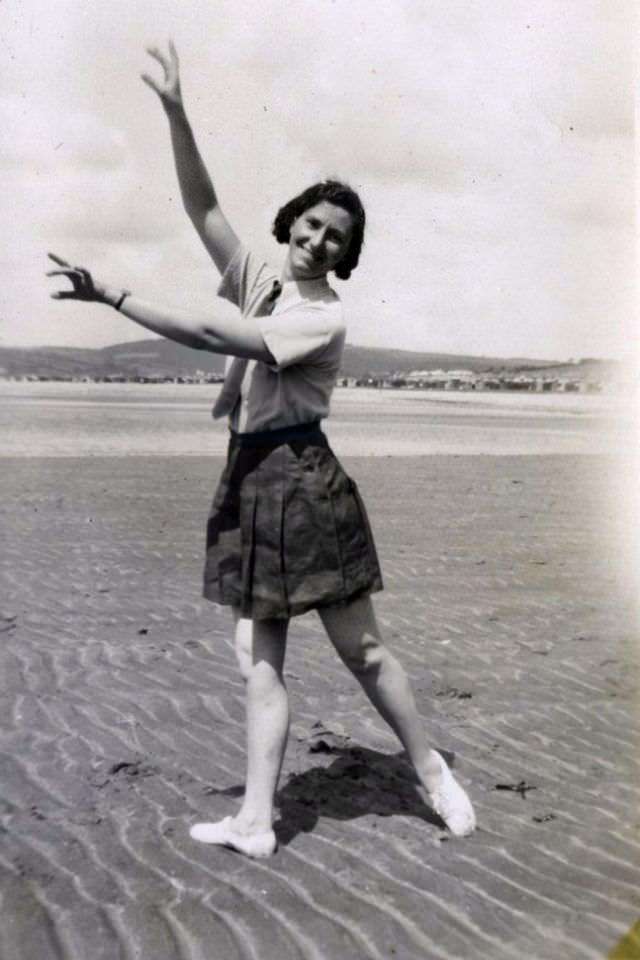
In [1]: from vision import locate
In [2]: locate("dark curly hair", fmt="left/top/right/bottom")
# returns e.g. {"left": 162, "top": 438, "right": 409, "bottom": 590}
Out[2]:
{"left": 272, "top": 180, "right": 366, "bottom": 280}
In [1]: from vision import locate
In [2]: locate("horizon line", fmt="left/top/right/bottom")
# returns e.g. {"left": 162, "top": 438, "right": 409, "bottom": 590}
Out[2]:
{"left": 0, "top": 338, "right": 623, "bottom": 366}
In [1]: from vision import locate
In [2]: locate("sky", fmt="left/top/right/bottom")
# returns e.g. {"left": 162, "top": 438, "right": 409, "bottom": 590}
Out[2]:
{"left": 0, "top": 0, "right": 636, "bottom": 361}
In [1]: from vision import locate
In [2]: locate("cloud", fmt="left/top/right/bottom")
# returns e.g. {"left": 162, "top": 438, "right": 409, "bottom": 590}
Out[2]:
{"left": 1, "top": 96, "right": 125, "bottom": 172}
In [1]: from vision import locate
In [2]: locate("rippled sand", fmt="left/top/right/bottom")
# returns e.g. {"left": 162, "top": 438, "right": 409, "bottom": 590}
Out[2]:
{"left": 1, "top": 451, "right": 638, "bottom": 959}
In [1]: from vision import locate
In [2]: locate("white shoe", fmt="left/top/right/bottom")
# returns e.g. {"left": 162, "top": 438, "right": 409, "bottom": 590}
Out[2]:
{"left": 428, "top": 752, "right": 476, "bottom": 837}
{"left": 189, "top": 817, "right": 277, "bottom": 858}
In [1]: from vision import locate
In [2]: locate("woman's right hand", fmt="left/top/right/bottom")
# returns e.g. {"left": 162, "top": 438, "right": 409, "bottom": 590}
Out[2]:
{"left": 46, "top": 253, "right": 124, "bottom": 307}
{"left": 142, "top": 41, "right": 183, "bottom": 112}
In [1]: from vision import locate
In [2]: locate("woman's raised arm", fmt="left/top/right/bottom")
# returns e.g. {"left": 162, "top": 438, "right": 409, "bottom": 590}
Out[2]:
{"left": 142, "top": 42, "right": 241, "bottom": 275}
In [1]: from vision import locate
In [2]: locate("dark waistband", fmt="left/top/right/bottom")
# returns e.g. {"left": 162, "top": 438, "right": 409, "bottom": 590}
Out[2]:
{"left": 230, "top": 421, "right": 324, "bottom": 449}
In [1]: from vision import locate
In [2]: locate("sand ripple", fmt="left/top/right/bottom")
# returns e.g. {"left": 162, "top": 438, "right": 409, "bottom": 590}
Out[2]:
{"left": 1, "top": 454, "right": 638, "bottom": 959}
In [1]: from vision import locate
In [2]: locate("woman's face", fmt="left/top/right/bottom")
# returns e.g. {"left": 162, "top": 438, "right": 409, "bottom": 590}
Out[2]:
{"left": 286, "top": 201, "right": 354, "bottom": 281}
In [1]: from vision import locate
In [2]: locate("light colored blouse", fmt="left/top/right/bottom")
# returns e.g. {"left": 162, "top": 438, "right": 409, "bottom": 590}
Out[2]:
{"left": 213, "top": 245, "right": 346, "bottom": 433}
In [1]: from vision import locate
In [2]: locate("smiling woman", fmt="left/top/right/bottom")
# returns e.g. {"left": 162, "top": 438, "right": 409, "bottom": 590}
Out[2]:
{"left": 286, "top": 201, "right": 354, "bottom": 280}
{"left": 46, "top": 41, "right": 475, "bottom": 858}
{"left": 272, "top": 181, "right": 366, "bottom": 281}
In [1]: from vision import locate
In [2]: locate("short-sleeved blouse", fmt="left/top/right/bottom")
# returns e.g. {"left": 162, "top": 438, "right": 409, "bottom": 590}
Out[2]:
{"left": 213, "top": 245, "right": 346, "bottom": 433}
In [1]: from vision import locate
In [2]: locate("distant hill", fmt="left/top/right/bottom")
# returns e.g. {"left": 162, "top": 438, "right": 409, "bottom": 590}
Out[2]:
{"left": 339, "top": 344, "right": 559, "bottom": 378}
{"left": 0, "top": 339, "right": 226, "bottom": 381}
{"left": 0, "top": 337, "right": 571, "bottom": 381}
{"left": 0, "top": 338, "right": 626, "bottom": 386}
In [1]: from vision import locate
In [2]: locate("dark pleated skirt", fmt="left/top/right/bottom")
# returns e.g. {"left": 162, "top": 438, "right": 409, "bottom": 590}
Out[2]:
{"left": 203, "top": 422, "right": 383, "bottom": 620}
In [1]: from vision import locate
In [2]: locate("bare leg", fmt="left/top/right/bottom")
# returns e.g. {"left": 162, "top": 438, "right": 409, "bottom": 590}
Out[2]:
{"left": 190, "top": 611, "right": 289, "bottom": 856}
{"left": 233, "top": 613, "right": 290, "bottom": 832}
{"left": 318, "top": 595, "right": 475, "bottom": 835}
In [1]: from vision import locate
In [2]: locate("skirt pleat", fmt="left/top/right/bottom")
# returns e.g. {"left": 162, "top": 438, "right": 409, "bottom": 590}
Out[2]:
{"left": 203, "top": 426, "right": 383, "bottom": 620}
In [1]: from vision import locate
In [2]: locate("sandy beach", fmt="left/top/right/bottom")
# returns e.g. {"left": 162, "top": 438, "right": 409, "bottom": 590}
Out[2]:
{"left": 1, "top": 444, "right": 638, "bottom": 959}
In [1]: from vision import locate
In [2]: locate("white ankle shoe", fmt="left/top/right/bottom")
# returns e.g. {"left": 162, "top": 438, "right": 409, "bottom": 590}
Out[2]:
{"left": 428, "top": 752, "right": 476, "bottom": 836}
{"left": 189, "top": 817, "right": 277, "bottom": 858}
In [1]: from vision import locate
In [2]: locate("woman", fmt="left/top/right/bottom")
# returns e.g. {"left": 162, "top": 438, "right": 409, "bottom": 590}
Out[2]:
{"left": 48, "top": 43, "right": 475, "bottom": 858}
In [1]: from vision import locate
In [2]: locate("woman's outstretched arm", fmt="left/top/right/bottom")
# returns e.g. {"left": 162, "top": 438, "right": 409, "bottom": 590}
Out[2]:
{"left": 46, "top": 255, "right": 272, "bottom": 361}
{"left": 118, "top": 296, "right": 271, "bottom": 359}
{"left": 142, "top": 42, "right": 240, "bottom": 275}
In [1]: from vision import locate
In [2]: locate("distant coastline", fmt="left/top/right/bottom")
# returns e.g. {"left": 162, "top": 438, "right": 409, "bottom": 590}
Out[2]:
{"left": 0, "top": 339, "right": 631, "bottom": 394}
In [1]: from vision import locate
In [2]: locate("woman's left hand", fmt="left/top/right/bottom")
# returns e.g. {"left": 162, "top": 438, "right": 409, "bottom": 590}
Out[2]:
{"left": 46, "top": 253, "right": 111, "bottom": 303}
{"left": 142, "top": 41, "right": 184, "bottom": 114}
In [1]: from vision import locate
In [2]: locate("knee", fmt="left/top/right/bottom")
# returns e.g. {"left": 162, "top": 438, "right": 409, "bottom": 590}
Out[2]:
{"left": 233, "top": 616, "right": 288, "bottom": 686}
{"left": 342, "top": 638, "right": 389, "bottom": 677}
{"left": 246, "top": 659, "right": 286, "bottom": 701}
{"left": 236, "top": 638, "right": 284, "bottom": 694}
{"left": 234, "top": 622, "right": 254, "bottom": 681}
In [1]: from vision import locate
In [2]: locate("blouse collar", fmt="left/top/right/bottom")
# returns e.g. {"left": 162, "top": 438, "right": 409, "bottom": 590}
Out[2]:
{"left": 274, "top": 273, "right": 334, "bottom": 312}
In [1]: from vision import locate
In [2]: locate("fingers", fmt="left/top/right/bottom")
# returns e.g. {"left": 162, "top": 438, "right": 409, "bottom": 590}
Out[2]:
{"left": 45, "top": 266, "right": 87, "bottom": 281}
{"left": 141, "top": 73, "right": 161, "bottom": 95}
{"left": 146, "top": 45, "right": 169, "bottom": 74}
{"left": 46, "top": 255, "right": 94, "bottom": 301}
{"left": 47, "top": 252, "right": 71, "bottom": 267}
